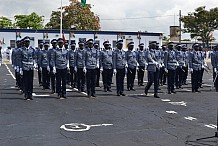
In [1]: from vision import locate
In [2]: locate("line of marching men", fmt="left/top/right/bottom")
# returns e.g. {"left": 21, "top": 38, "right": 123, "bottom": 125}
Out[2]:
{"left": 10, "top": 36, "right": 218, "bottom": 100}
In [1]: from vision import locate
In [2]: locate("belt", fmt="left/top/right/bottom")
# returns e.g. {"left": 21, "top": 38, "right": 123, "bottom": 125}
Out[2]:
{"left": 193, "top": 63, "right": 201, "bottom": 65}
{"left": 22, "top": 61, "right": 33, "bottom": 65}
{"left": 168, "top": 62, "right": 177, "bottom": 65}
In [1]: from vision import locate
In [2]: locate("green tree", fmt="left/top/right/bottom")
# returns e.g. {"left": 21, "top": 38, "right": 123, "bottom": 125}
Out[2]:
{"left": 14, "top": 12, "right": 44, "bottom": 29}
{"left": 45, "top": 0, "right": 100, "bottom": 30}
{"left": 181, "top": 6, "right": 218, "bottom": 47}
{"left": 0, "top": 16, "right": 13, "bottom": 28}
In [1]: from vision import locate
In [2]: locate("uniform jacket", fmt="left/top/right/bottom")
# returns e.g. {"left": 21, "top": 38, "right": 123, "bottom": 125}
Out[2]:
{"left": 112, "top": 48, "right": 126, "bottom": 69}
{"left": 145, "top": 49, "right": 159, "bottom": 72}
{"left": 164, "top": 49, "right": 178, "bottom": 70}
{"left": 100, "top": 49, "right": 113, "bottom": 69}
{"left": 125, "top": 50, "right": 138, "bottom": 69}
{"left": 47, "top": 48, "right": 56, "bottom": 68}
{"left": 54, "top": 48, "right": 68, "bottom": 69}
{"left": 75, "top": 49, "right": 85, "bottom": 69}
{"left": 39, "top": 50, "right": 49, "bottom": 68}
{"left": 20, "top": 46, "right": 36, "bottom": 71}
{"left": 189, "top": 51, "right": 202, "bottom": 71}
{"left": 85, "top": 48, "right": 100, "bottom": 69}
{"left": 136, "top": 50, "right": 146, "bottom": 67}
{"left": 68, "top": 50, "right": 76, "bottom": 67}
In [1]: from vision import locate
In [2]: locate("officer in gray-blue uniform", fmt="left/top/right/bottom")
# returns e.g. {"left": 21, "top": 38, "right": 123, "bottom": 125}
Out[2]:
{"left": 64, "top": 42, "right": 71, "bottom": 85}
{"left": 189, "top": 43, "right": 202, "bottom": 93}
{"left": 20, "top": 36, "right": 36, "bottom": 100}
{"left": 198, "top": 45, "right": 206, "bottom": 88}
{"left": 159, "top": 45, "right": 167, "bottom": 86}
{"left": 144, "top": 41, "right": 160, "bottom": 98}
{"left": 154, "top": 42, "right": 162, "bottom": 88}
{"left": 175, "top": 44, "right": 184, "bottom": 89}
{"left": 75, "top": 41, "right": 86, "bottom": 92}
{"left": 211, "top": 45, "right": 218, "bottom": 91}
{"left": 164, "top": 42, "right": 178, "bottom": 94}
{"left": 181, "top": 45, "right": 189, "bottom": 85}
{"left": 100, "top": 41, "right": 113, "bottom": 92}
{"left": 0, "top": 46, "right": 2, "bottom": 67}
{"left": 94, "top": 42, "right": 101, "bottom": 87}
{"left": 84, "top": 39, "right": 100, "bottom": 97}
{"left": 113, "top": 40, "right": 126, "bottom": 96}
{"left": 137, "top": 43, "right": 146, "bottom": 86}
{"left": 126, "top": 42, "right": 138, "bottom": 91}
{"left": 12, "top": 40, "right": 21, "bottom": 88}
{"left": 36, "top": 42, "right": 43, "bottom": 86}
{"left": 53, "top": 38, "right": 69, "bottom": 99}
{"left": 68, "top": 42, "right": 77, "bottom": 88}
{"left": 39, "top": 42, "right": 50, "bottom": 90}
{"left": 47, "top": 39, "right": 57, "bottom": 94}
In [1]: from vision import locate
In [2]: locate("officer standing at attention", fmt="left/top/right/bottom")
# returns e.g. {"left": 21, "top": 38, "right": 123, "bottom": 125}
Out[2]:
{"left": 211, "top": 45, "right": 218, "bottom": 91}
{"left": 94, "top": 42, "right": 101, "bottom": 87}
{"left": 189, "top": 43, "right": 202, "bottom": 93}
{"left": 75, "top": 41, "right": 86, "bottom": 92}
{"left": 181, "top": 45, "right": 189, "bottom": 85}
{"left": 137, "top": 43, "right": 146, "bottom": 86}
{"left": 39, "top": 42, "right": 50, "bottom": 90}
{"left": 100, "top": 41, "right": 113, "bottom": 92}
{"left": 64, "top": 42, "right": 71, "bottom": 85}
{"left": 53, "top": 38, "right": 69, "bottom": 99}
{"left": 126, "top": 42, "right": 138, "bottom": 91}
{"left": 113, "top": 40, "right": 126, "bottom": 96}
{"left": 36, "top": 42, "right": 43, "bottom": 86}
{"left": 164, "top": 42, "right": 178, "bottom": 94}
{"left": 48, "top": 39, "right": 57, "bottom": 94}
{"left": 175, "top": 44, "right": 183, "bottom": 89}
{"left": 144, "top": 41, "right": 160, "bottom": 98}
{"left": 20, "top": 36, "right": 36, "bottom": 100}
{"left": 159, "top": 45, "right": 167, "bottom": 86}
{"left": 0, "top": 46, "right": 2, "bottom": 67}
{"left": 68, "top": 42, "right": 77, "bottom": 88}
{"left": 84, "top": 39, "right": 100, "bottom": 97}
{"left": 198, "top": 45, "right": 206, "bottom": 88}
{"left": 12, "top": 40, "right": 21, "bottom": 88}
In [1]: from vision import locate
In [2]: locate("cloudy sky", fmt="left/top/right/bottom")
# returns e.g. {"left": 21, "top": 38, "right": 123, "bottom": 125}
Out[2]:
{"left": 0, "top": 0, "right": 218, "bottom": 39}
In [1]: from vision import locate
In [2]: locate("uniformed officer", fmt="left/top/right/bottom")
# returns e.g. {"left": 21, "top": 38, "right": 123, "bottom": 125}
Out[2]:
{"left": 84, "top": 39, "right": 100, "bottom": 97}
{"left": 94, "top": 42, "right": 101, "bottom": 87}
{"left": 64, "top": 42, "right": 71, "bottom": 85}
{"left": 144, "top": 41, "right": 160, "bottom": 98}
{"left": 113, "top": 40, "right": 126, "bottom": 96}
{"left": 20, "top": 36, "right": 36, "bottom": 100}
{"left": 36, "top": 42, "right": 43, "bottom": 86}
{"left": 48, "top": 39, "right": 57, "bottom": 94}
{"left": 189, "top": 43, "right": 202, "bottom": 93}
{"left": 39, "top": 42, "right": 50, "bottom": 90}
{"left": 53, "top": 38, "right": 68, "bottom": 99}
{"left": 68, "top": 42, "right": 77, "bottom": 88}
{"left": 175, "top": 44, "right": 184, "bottom": 89}
{"left": 164, "top": 42, "right": 178, "bottom": 94}
{"left": 137, "top": 43, "right": 146, "bottom": 86}
{"left": 181, "top": 45, "right": 189, "bottom": 85}
{"left": 198, "top": 45, "right": 206, "bottom": 88}
{"left": 100, "top": 41, "right": 113, "bottom": 92}
{"left": 211, "top": 45, "right": 218, "bottom": 91}
{"left": 12, "top": 40, "right": 21, "bottom": 88}
{"left": 0, "top": 46, "right": 2, "bottom": 67}
{"left": 126, "top": 42, "right": 138, "bottom": 91}
{"left": 154, "top": 42, "right": 162, "bottom": 89}
{"left": 159, "top": 45, "right": 167, "bottom": 86}
{"left": 75, "top": 41, "right": 86, "bottom": 92}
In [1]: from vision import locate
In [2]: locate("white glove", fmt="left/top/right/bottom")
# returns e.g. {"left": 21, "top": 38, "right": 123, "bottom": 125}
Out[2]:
{"left": 100, "top": 67, "right": 103, "bottom": 72}
{"left": 164, "top": 68, "right": 168, "bottom": 73}
{"left": 34, "top": 64, "right": 38, "bottom": 69}
{"left": 47, "top": 66, "right": 50, "bottom": 72}
{"left": 113, "top": 69, "right": 117, "bottom": 74}
{"left": 176, "top": 62, "right": 179, "bottom": 66}
{"left": 14, "top": 66, "right": 17, "bottom": 70}
{"left": 154, "top": 61, "right": 158, "bottom": 66}
{"left": 189, "top": 68, "right": 193, "bottom": 73}
{"left": 39, "top": 67, "right": 42, "bottom": 72}
{"left": 20, "top": 68, "right": 23, "bottom": 75}
{"left": 74, "top": 66, "right": 77, "bottom": 72}
{"left": 204, "top": 62, "right": 208, "bottom": 67}
{"left": 12, "top": 65, "right": 14, "bottom": 68}
{"left": 83, "top": 67, "right": 87, "bottom": 73}
{"left": 136, "top": 62, "right": 139, "bottom": 67}
{"left": 125, "top": 67, "right": 128, "bottom": 74}
{"left": 16, "top": 67, "right": 20, "bottom": 73}
{"left": 53, "top": 67, "right": 56, "bottom": 74}
{"left": 97, "top": 63, "right": 99, "bottom": 69}
{"left": 125, "top": 64, "right": 128, "bottom": 68}
{"left": 214, "top": 68, "right": 217, "bottom": 73}
{"left": 0, "top": 63, "right": 1, "bottom": 67}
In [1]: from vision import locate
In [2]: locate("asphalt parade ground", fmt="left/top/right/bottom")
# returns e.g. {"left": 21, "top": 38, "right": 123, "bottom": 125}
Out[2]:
{"left": 0, "top": 63, "right": 218, "bottom": 146}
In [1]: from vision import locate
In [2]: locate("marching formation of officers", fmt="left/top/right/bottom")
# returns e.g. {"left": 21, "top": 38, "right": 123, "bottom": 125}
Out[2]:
{"left": 8, "top": 35, "right": 218, "bottom": 100}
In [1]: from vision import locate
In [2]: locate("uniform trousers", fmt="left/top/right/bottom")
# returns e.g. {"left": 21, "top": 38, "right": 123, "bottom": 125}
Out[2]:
{"left": 127, "top": 67, "right": 136, "bottom": 89}
{"left": 56, "top": 68, "right": 67, "bottom": 96}
{"left": 23, "top": 69, "right": 34, "bottom": 98}
{"left": 70, "top": 66, "right": 77, "bottom": 87}
{"left": 86, "top": 69, "right": 97, "bottom": 95}
{"left": 102, "top": 68, "right": 113, "bottom": 89}
{"left": 167, "top": 69, "right": 176, "bottom": 92}
{"left": 144, "top": 69, "right": 159, "bottom": 95}
{"left": 116, "top": 68, "right": 125, "bottom": 94}
{"left": 137, "top": 66, "right": 145, "bottom": 85}
{"left": 42, "top": 67, "right": 50, "bottom": 89}
{"left": 191, "top": 69, "right": 201, "bottom": 92}
{"left": 77, "top": 68, "right": 86, "bottom": 91}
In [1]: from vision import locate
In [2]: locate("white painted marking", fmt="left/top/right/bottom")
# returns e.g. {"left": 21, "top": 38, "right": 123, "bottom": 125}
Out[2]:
{"left": 161, "top": 99, "right": 171, "bottom": 102}
{"left": 128, "top": 93, "right": 145, "bottom": 96}
{"left": 66, "top": 89, "right": 73, "bottom": 92}
{"left": 169, "top": 101, "right": 187, "bottom": 106}
{"left": 166, "top": 111, "right": 178, "bottom": 114}
{"left": 32, "top": 93, "right": 50, "bottom": 97}
{"left": 184, "top": 116, "right": 197, "bottom": 121}
{"left": 10, "top": 86, "right": 16, "bottom": 89}
{"left": 73, "top": 88, "right": 88, "bottom": 95}
{"left": 4, "top": 64, "right": 15, "bottom": 80}
{"left": 60, "top": 123, "right": 113, "bottom": 132}
{"left": 204, "top": 124, "right": 217, "bottom": 129}
{"left": 203, "top": 84, "right": 212, "bottom": 87}
{"left": 181, "top": 89, "right": 192, "bottom": 92}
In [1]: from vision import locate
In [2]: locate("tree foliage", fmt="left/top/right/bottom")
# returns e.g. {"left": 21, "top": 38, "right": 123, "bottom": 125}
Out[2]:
{"left": 0, "top": 16, "right": 13, "bottom": 28}
{"left": 45, "top": 0, "right": 100, "bottom": 30}
{"left": 181, "top": 6, "right": 218, "bottom": 47}
{"left": 14, "top": 12, "right": 44, "bottom": 29}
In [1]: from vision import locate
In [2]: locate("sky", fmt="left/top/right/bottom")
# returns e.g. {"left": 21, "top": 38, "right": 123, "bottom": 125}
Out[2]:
{"left": 0, "top": 0, "right": 218, "bottom": 40}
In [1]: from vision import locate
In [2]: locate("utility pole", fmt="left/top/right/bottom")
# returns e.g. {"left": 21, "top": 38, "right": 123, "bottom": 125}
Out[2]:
{"left": 179, "top": 10, "right": 182, "bottom": 43}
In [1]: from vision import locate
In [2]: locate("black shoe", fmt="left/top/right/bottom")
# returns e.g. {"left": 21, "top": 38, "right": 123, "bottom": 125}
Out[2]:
{"left": 62, "top": 94, "right": 67, "bottom": 98}
{"left": 117, "top": 93, "right": 120, "bottom": 96}
{"left": 51, "top": 90, "right": 55, "bottom": 94}
{"left": 127, "top": 88, "right": 130, "bottom": 91}
{"left": 144, "top": 90, "right": 148, "bottom": 95}
{"left": 154, "top": 94, "right": 160, "bottom": 98}
{"left": 195, "top": 90, "right": 201, "bottom": 93}
{"left": 171, "top": 90, "right": 176, "bottom": 94}
{"left": 120, "top": 93, "right": 125, "bottom": 96}
{"left": 104, "top": 88, "right": 107, "bottom": 92}
{"left": 24, "top": 94, "right": 27, "bottom": 100}
{"left": 91, "top": 94, "right": 96, "bottom": 97}
{"left": 107, "top": 88, "right": 112, "bottom": 92}
{"left": 168, "top": 91, "right": 171, "bottom": 94}
{"left": 130, "top": 88, "right": 135, "bottom": 91}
